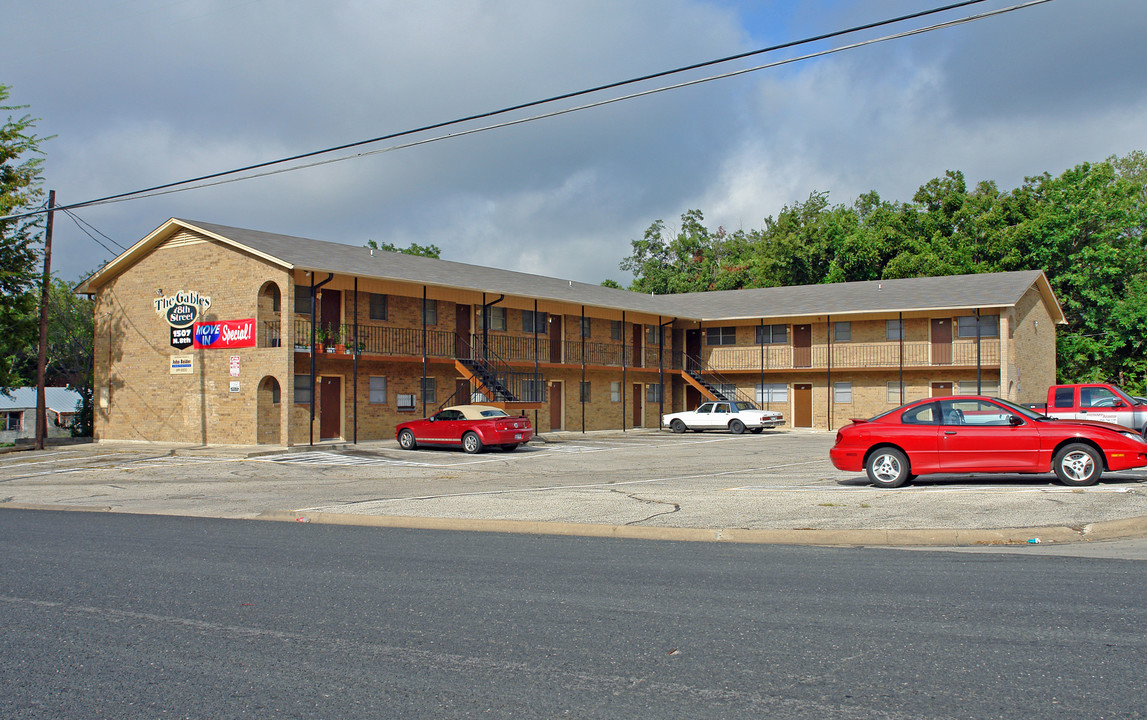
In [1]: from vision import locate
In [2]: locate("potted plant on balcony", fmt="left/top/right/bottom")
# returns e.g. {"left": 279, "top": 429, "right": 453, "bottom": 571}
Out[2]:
{"left": 322, "top": 328, "right": 341, "bottom": 353}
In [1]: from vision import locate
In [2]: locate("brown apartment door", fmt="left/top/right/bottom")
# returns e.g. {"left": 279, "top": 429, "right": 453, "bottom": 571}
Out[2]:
{"left": 794, "top": 383, "right": 813, "bottom": 428}
{"left": 633, "top": 384, "right": 643, "bottom": 427}
{"left": 320, "top": 289, "right": 341, "bottom": 343}
{"left": 549, "top": 381, "right": 563, "bottom": 430}
{"left": 455, "top": 304, "right": 470, "bottom": 358}
{"left": 549, "top": 316, "right": 563, "bottom": 363}
{"left": 632, "top": 324, "right": 643, "bottom": 368}
{"left": 793, "top": 324, "right": 812, "bottom": 368}
{"left": 931, "top": 319, "right": 952, "bottom": 365}
{"left": 685, "top": 329, "right": 701, "bottom": 371}
{"left": 320, "top": 376, "right": 341, "bottom": 439}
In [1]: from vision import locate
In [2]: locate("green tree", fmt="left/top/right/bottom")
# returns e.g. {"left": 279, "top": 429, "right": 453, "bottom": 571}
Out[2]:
{"left": 0, "top": 85, "right": 46, "bottom": 391}
{"left": 365, "top": 239, "right": 442, "bottom": 258}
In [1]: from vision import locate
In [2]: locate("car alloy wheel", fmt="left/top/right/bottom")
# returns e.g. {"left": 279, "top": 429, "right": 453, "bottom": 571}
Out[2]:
{"left": 865, "top": 447, "right": 910, "bottom": 488}
{"left": 398, "top": 429, "right": 417, "bottom": 450}
{"left": 1053, "top": 443, "right": 1101, "bottom": 486}
{"left": 462, "top": 432, "right": 484, "bottom": 454}
{"left": 670, "top": 419, "right": 687, "bottom": 433}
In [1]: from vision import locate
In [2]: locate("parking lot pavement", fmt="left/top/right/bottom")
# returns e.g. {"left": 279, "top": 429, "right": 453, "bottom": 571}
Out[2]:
{"left": 2, "top": 431, "right": 1147, "bottom": 546}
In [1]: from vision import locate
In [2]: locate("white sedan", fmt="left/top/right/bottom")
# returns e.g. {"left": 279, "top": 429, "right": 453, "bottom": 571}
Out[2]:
{"left": 663, "top": 401, "right": 785, "bottom": 434}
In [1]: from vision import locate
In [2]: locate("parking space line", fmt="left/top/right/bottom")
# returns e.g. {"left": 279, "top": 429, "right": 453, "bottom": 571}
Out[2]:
{"left": 724, "top": 484, "right": 1138, "bottom": 493}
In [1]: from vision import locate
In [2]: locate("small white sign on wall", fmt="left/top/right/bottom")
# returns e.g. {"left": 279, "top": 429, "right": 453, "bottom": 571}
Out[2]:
{"left": 230, "top": 381, "right": 241, "bottom": 393}
{"left": 170, "top": 355, "right": 193, "bottom": 374}
{"left": 230, "top": 355, "right": 240, "bottom": 377}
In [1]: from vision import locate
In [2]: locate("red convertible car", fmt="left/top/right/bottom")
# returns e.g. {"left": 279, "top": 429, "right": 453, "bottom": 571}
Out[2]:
{"left": 396, "top": 405, "right": 533, "bottom": 454}
{"left": 830, "top": 396, "right": 1147, "bottom": 488}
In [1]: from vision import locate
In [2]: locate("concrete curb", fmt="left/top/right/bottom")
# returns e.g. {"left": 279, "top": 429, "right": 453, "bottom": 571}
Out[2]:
{"left": 5, "top": 504, "right": 1146, "bottom": 548}
{"left": 253, "top": 510, "right": 1147, "bottom": 547}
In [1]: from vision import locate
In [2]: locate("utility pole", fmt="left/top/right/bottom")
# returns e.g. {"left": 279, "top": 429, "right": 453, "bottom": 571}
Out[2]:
{"left": 34, "top": 190, "right": 55, "bottom": 451}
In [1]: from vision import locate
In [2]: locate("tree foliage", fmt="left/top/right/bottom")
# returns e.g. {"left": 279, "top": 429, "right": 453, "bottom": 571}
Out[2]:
{"left": 365, "top": 239, "right": 442, "bottom": 258}
{"left": 0, "top": 84, "right": 46, "bottom": 392}
{"left": 619, "top": 152, "right": 1147, "bottom": 393}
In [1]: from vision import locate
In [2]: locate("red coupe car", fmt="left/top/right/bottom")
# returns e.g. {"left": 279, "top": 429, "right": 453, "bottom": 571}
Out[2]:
{"left": 396, "top": 405, "right": 533, "bottom": 454}
{"left": 830, "top": 396, "right": 1147, "bottom": 488}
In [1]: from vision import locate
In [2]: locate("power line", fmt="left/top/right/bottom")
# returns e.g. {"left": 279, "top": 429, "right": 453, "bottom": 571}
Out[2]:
{"left": 3, "top": 0, "right": 1049, "bottom": 222}
{"left": 84, "top": 0, "right": 1055, "bottom": 204}
{"left": 60, "top": 208, "right": 127, "bottom": 256}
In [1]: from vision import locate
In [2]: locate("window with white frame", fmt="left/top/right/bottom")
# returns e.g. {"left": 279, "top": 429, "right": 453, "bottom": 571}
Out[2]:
{"left": 715, "top": 383, "right": 736, "bottom": 399}
{"left": 420, "top": 377, "right": 436, "bottom": 404}
{"left": 610, "top": 320, "right": 622, "bottom": 341}
{"left": 293, "top": 375, "right": 312, "bottom": 404}
{"left": 3, "top": 411, "right": 21, "bottom": 431}
{"left": 756, "top": 383, "right": 787, "bottom": 404}
{"left": 957, "top": 380, "right": 1000, "bottom": 396}
{"left": 833, "top": 322, "right": 851, "bottom": 342}
{"left": 706, "top": 327, "right": 736, "bottom": 346}
{"left": 886, "top": 319, "right": 904, "bottom": 341}
{"left": 646, "top": 384, "right": 663, "bottom": 403}
{"left": 522, "top": 310, "right": 547, "bottom": 334}
{"left": 887, "top": 382, "right": 903, "bottom": 404}
{"left": 610, "top": 381, "right": 621, "bottom": 402}
{"left": 755, "top": 324, "right": 787, "bottom": 344}
{"left": 646, "top": 325, "right": 661, "bottom": 346}
{"left": 957, "top": 315, "right": 1000, "bottom": 338}
{"left": 369, "top": 376, "right": 387, "bottom": 404}
{"left": 834, "top": 382, "right": 852, "bottom": 403}
{"left": 477, "top": 306, "right": 506, "bottom": 331}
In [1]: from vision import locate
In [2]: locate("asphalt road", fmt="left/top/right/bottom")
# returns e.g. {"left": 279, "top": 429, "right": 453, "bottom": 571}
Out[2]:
{"left": 2, "top": 509, "right": 1145, "bottom": 719}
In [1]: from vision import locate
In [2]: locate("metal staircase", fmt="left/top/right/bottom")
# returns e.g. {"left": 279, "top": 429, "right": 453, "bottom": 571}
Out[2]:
{"left": 680, "top": 354, "right": 758, "bottom": 407}
{"left": 445, "top": 333, "right": 544, "bottom": 410}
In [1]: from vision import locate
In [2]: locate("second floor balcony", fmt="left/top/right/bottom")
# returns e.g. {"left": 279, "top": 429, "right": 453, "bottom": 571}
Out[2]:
{"left": 268, "top": 321, "right": 1001, "bottom": 372}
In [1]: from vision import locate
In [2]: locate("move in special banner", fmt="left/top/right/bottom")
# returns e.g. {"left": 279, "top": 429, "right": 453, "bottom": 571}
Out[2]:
{"left": 193, "top": 318, "right": 256, "bottom": 349}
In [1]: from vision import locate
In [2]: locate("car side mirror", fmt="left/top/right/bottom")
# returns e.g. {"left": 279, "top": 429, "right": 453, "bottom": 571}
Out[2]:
{"left": 1009, "top": 415, "right": 1024, "bottom": 426}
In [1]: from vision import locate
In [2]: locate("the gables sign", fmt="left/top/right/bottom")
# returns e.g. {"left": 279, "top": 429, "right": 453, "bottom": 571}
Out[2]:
{"left": 156, "top": 291, "right": 212, "bottom": 349}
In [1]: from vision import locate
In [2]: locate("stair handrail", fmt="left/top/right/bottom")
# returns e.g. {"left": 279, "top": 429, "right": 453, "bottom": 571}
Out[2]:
{"left": 682, "top": 353, "right": 759, "bottom": 407}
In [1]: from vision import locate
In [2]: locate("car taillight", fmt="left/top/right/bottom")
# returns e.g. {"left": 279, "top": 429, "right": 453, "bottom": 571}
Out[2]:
{"left": 835, "top": 430, "right": 843, "bottom": 444}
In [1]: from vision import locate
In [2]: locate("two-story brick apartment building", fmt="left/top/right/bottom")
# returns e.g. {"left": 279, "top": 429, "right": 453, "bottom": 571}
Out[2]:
{"left": 76, "top": 219, "right": 1064, "bottom": 446}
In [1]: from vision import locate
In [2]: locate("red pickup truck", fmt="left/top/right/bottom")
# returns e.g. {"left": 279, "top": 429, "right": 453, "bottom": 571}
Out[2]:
{"left": 1028, "top": 384, "right": 1147, "bottom": 436}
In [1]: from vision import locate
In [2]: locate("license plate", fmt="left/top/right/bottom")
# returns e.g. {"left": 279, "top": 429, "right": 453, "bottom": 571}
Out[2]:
{"left": 515, "top": 433, "right": 522, "bottom": 440}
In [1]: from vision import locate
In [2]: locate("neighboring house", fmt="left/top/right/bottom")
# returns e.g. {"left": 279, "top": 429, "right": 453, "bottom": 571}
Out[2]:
{"left": 0, "top": 387, "right": 83, "bottom": 444}
{"left": 75, "top": 219, "right": 1065, "bottom": 446}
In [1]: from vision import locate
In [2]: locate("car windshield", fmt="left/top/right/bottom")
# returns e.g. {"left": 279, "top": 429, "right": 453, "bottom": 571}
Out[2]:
{"left": 991, "top": 397, "right": 1048, "bottom": 420}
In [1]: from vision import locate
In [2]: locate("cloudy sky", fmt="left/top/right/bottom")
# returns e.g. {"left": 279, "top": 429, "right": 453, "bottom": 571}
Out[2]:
{"left": 4, "top": 0, "right": 1146, "bottom": 285}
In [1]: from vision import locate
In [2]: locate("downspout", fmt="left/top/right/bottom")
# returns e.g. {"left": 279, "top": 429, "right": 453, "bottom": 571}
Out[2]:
{"left": 309, "top": 272, "right": 334, "bottom": 447}
{"left": 975, "top": 308, "right": 982, "bottom": 394}
{"left": 481, "top": 293, "right": 505, "bottom": 361}
{"left": 533, "top": 300, "right": 539, "bottom": 426}
{"left": 621, "top": 311, "right": 626, "bottom": 432}
{"left": 353, "top": 277, "right": 358, "bottom": 444}
{"left": 827, "top": 314, "right": 832, "bottom": 432}
{"left": 898, "top": 312, "right": 904, "bottom": 404}
{"left": 660, "top": 316, "right": 673, "bottom": 426}
{"left": 759, "top": 319, "right": 765, "bottom": 409}
{"left": 422, "top": 286, "right": 428, "bottom": 418}
{"left": 581, "top": 305, "right": 586, "bottom": 434}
